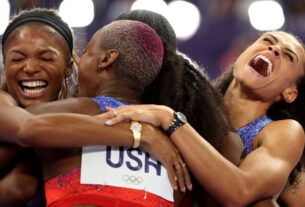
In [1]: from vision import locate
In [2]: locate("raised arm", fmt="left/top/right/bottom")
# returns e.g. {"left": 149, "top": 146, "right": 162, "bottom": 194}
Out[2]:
{"left": 101, "top": 104, "right": 304, "bottom": 206}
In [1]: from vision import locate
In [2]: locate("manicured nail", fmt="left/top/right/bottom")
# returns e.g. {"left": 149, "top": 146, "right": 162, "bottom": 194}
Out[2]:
{"left": 105, "top": 120, "right": 112, "bottom": 125}
{"left": 173, "top": 185, "right": 178, "bottom": 191}
{"left": 181, "top": 187, "right": 186, "bottom": 192}
{"left": 187, "top": 184, "right": 193, "bottom": 191}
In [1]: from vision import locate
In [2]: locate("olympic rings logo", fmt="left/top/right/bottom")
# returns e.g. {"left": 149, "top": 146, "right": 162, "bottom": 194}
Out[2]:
{"left": 122, "top": 174, "right": 144, "bottom": 185}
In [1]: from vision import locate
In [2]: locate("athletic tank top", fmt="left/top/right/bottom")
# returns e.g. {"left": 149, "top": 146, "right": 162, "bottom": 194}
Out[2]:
{"left": 236, "top": 116, "right": 272, "bottom": 155}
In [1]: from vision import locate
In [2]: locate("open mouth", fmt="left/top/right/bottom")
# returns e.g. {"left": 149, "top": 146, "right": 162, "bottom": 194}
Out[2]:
{"left": 19, "top": 80, "right": 48, "bottom": 95}
{"left": 250, "top": 55, "right": 273, "bottom": 77}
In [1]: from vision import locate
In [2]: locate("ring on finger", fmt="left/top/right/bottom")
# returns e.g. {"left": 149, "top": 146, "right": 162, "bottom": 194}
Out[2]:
{"left": 174, "top": 164, "right": 181, "bottom": 171}
{"left": 112, "top": 109, "right": 118, "bottom": 117}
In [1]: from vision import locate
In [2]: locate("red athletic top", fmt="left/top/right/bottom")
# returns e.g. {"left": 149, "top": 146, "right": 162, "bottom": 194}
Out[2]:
{"left": 45, "top": 168, "right": 174, "bottom": 207}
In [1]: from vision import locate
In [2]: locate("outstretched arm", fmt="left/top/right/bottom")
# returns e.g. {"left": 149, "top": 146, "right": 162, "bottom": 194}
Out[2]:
{"left": 0, "top": 94, "right": 134, "bottom": 148}
{"left": 0, "top": 93, "right": 190, "bottom": 191}
{"left": 101, "top": 104, "right": 304, "bottom": 207}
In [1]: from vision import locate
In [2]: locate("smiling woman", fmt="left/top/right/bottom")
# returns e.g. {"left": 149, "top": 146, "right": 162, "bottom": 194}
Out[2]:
{"left": 0, "top": 8, "right": 75, "bottom": 206}
{"left": 1, "top": 9, "right": 74, "bottom": 107}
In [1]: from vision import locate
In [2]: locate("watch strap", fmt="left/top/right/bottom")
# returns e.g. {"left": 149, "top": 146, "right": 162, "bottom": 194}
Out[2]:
{"left": 130, "top": 121, "right": 142, "bottom": 148}
{"left": 165, "top": 112, "right": 187, "bottom": 136}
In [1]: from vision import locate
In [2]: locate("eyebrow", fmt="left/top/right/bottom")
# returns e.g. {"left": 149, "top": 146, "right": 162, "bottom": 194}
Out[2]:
{"left": 267, "top": 34, "right": 299, "bottom": 62}
{"left": 9, "top": 50, "right": 26, "bottom": 56}
{"left": 9, "top": 49, "right": 57, "bottom": 57}
{"left": 38, "top": 50, "right": 57, "bottom": 56}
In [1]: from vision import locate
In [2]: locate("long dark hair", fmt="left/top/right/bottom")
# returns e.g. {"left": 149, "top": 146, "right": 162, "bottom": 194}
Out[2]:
{"left": 116, "top": 10, "right": 231, "bottom": 151}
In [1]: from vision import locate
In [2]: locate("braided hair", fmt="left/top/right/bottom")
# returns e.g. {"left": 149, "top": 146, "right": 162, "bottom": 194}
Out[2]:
{"left": 116, "top": 10, "right": 230, "bottom": 151}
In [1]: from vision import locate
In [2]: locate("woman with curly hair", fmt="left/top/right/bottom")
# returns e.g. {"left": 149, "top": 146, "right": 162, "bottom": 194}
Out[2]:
{"left": 101, "top": 30, "right": 305, "bottom": 206}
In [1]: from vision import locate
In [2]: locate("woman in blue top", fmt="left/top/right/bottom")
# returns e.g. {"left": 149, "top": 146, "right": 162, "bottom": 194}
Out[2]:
{"left": 101, "top": 31, "right": 305, "bottom": 206}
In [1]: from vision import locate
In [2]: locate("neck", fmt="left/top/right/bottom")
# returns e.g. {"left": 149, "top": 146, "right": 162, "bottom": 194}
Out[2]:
{"left": 224, "top": 79, "right": 271, "bottom": 128}
{"left": 97, "top": 84, "right": 142, "bottom": 104}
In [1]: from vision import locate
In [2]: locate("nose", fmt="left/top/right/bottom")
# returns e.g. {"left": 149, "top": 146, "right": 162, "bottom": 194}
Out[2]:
{"left": 23, "top": 59, "right": 40, "bottom": 75}
{"left": 268, "top": 46, "right": 280, "bottom": 56}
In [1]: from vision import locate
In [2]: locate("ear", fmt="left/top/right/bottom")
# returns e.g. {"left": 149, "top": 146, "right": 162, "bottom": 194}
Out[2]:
{"left": 281, "top": 86, "right": 298, "bottom": 103}
{"left": 98, "top": 49, "right": 119, "bottom": 69}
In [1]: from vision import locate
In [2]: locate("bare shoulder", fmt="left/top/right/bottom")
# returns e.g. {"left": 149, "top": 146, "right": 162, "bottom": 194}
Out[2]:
{"left": 257, "top": 119, "right": 304, "bottom": 163}
{"left": 261, "top": 119, "right": 305, "bottom": 143}
{"left": 0, "top": 90, "right": 17, "bottom": 106}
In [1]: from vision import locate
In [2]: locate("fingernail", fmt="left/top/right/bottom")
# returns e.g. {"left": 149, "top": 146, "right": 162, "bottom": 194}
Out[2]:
{"left": 181, "top": 187, "right": 186, "bottom": 192}
{"left": 187, "top": 184, "right": 193, "bottom": 191}
{"left": 105, "top": 120, "right": 112, "bottom": 125}
{"left": 173, "top": 185, "right": 178, "bottom": 191}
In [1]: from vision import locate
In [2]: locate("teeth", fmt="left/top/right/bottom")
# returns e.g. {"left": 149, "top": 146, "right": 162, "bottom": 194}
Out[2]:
{"left": 21, "top": 81, "right": 47, "bottom": 88}
{"left": 254, "top": 55, "right": 273, "bottom": 76}
{"left": 23, "top": 88, "right": 45, "bottom": 95}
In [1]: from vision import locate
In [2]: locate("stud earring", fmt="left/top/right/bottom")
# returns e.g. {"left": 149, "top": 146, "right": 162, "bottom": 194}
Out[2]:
{"left": 97, "top": 64, "right": 103, "bottom": 72}
{"left": 285, "top": 97, "right": 291, "bottom": 103}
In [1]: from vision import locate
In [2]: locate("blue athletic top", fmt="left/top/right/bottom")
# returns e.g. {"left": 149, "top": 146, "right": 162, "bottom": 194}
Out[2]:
{"left": 92, "top": 96, "right": 127, "bottom": 112}
{"left": 236, "top": 116, "right": 272, "bottom": 155}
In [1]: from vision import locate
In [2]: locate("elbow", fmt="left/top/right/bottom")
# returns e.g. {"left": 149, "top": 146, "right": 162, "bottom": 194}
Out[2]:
{"left": 0, "top": 182, "right": 37, "bottom": 206}
{"left": 221, "top": 190, "right": 253, "bottom": 207}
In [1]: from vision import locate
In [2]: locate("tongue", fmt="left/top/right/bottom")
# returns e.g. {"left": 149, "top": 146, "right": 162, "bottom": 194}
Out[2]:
{"left": 252, "top": 58, "right": 268, "bottom": 77}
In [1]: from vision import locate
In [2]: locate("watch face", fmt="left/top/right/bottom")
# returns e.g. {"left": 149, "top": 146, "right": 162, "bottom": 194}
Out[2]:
{"left": 176, "top": 112, "right": 187, "bottom": 123}
{"left": 131, "top": 122, "right": 142, "bottom": 131}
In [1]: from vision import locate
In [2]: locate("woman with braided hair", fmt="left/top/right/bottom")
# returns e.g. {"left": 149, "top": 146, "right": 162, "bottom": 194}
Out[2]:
{"left": 116, "top": 10, "right": 235, "bottom": 154}
{"left": 116, "top": 10, "right": 244, "bottom": 206}
{"left": 0, "top": 8, "right": 194, "bottom": 205}
{"left": 100, "top": 30, "right": 305, "bottom": 206}
{"left": 3, "top": 9, "right": 239, "bottom": 206}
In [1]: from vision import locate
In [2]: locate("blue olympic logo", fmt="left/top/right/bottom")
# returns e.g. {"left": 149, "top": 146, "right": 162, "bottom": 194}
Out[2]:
{"left": 122, "top": 174, "right": 144, "bottom": 185}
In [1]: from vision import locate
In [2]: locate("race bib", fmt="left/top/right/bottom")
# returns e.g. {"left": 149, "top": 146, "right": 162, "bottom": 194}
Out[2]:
{"left": 80, "top": 145, "right": 173, "bottom": 201}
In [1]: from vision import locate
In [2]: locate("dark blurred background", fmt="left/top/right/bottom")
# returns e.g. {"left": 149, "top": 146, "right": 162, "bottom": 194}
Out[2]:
{"left": 1, "top": 0, "right": 305, "bottom": 79}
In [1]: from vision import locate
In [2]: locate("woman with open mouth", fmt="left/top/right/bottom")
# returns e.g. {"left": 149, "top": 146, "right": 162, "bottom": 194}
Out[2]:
{"left": 0, "top": 7, "right": 76, "bottom": 206}
{"left": 99, "top": 30, "right": 305, "bottom": 206}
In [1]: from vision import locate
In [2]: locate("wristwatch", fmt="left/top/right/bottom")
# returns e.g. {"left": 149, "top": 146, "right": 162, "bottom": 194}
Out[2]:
{"left": 129, "top": 121, "right": 142, "bottom": 148}
{"left": 165, "top": 112, "right": 187, "bottom": 136}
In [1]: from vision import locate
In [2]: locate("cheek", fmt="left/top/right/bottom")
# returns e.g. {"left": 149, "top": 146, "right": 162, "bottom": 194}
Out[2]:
{"left": 4, "top": 66, "right": 19, "bottom": 85}
{"left": 47, "top": 64, "right": 67, "bottom": 91}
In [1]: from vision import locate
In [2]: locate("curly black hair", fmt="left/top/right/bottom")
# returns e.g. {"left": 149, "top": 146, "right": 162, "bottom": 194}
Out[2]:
{"left": 116, "top": 10, "right": 231, "bottom": 151}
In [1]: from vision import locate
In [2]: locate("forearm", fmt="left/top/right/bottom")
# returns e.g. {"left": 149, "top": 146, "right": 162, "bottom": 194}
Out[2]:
{"left": 18, "top": 113, "right": 134, "bottom": 148}
{"left": 249, "top": 199, "right": 280, "bottom": 207}
{"left": 170, "top": 124, "right": 251, "bottom": 206}
{"left": 26, "top": 97, "right": 101, "bottom": 115}
{"left": 97, "top": 105, "right": 293, "bottom": 205}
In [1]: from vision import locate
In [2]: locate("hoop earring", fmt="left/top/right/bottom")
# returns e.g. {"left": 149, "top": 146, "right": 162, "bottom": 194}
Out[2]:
{"left": 58, "top": 78, "right": 68, "bottom": 100}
